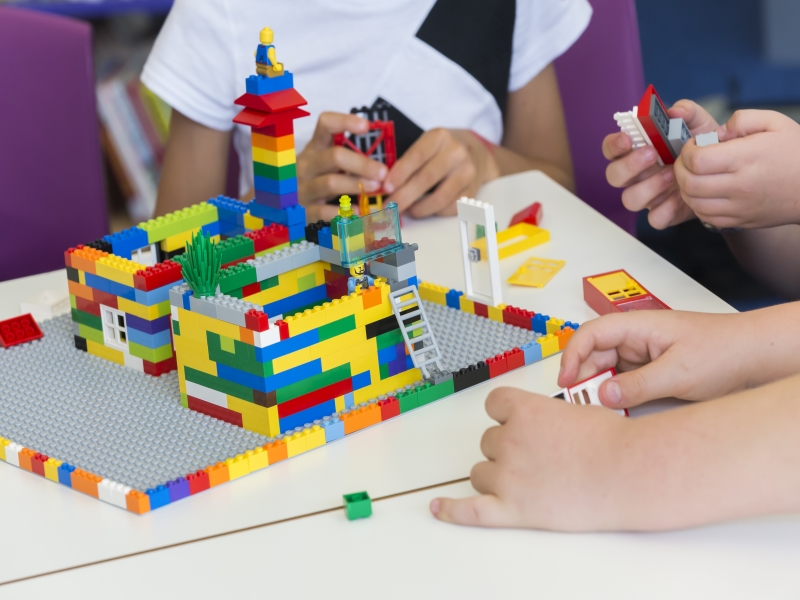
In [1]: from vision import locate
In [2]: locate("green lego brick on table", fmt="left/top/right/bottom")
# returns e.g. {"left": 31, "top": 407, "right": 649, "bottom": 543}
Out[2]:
{"left": 219, "top": 263, "right": 257, "bottom": 294}
{"left": 417, "top": 378, "right": 455, "bottom": 406}
{"left": 172, "top": 320, "right": 181, "bottom": 336}
{"left": 276, "top": 363, "right": 351, "bottom": 403}
{"left": 297, "top": 272, "right": 316, "bottom": 292}
{"left": 259, "top": 276, "right": 279, "bottom": 291}
{"left": 129, "top": 340, "right": 173, "bottom": 363}
{"left": 71, "top": 307, "right": 102, "bottom": 332}
{"left": 252, "top": 162, "right": 297, "bottom": 181}
{"left": 376, "top": 328, "right": 404, "bottom": 350}
{"left": 318, "top": 314, "right": 356, "bottom": 342}
{"left": 184, "top": 366, "right": 254, "bottom": 402}
{"left": 207, "top": 331, "right": 274, "bottom": 378}
{"left": 138, "top": 203, "right": 218, "bottom": 244}
{"left": 218, "top": 235, "right": 256, "bottom": 264}
{"left": 78, "top": 323, "right": 104, "bottom": 345}
{"left": 343, "top": 491, "right": 372, "bottom": 520}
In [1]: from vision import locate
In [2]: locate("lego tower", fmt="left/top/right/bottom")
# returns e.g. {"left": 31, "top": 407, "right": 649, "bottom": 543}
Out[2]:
{"left": 234, "top": 28, "right": 309, "bottom": 243}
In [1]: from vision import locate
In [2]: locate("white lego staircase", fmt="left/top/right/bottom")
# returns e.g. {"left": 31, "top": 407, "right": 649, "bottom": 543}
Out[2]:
{"left": 388, "top": 286, "right": 444, "bottom": 379}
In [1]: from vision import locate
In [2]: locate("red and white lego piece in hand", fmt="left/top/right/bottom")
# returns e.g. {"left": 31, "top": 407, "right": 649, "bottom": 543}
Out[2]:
{"left": 552, "top": 368, "right": 629, "bottom": 417}
{"left": 0, "top": 313, "right": 44, "bottom": 348}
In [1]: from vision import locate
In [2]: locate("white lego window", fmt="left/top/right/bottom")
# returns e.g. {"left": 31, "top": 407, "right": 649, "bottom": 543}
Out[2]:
{"left": 132, "top": 243, "right": 159, "bottom": 267}
{"left": 102, "top": 306, "right": 129, "bottom": 351}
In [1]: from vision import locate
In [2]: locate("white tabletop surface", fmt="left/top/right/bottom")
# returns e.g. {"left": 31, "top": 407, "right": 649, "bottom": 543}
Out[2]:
{"left": 0, "top": 171, "right": 743, "bottom": 588}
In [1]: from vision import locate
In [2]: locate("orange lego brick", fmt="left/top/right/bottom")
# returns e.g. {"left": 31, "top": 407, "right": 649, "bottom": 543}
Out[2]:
{"left": 70, "top": 246, "right": 107, "bottom": 275}
{"left": 206, "top": 462, "right": 230, "bottom": 487}
{"left": 265, "top": 440, "right": 288, "bottom": 464}
{"left": 71, "top": 469, "right": 101, "bottom": 498}
{"left": 556, "top": 327, "right": 574, "bottom": 350}
{"left": 341, "top": 403, "right": 381, "bottom": 435}
{"left": 252, "top": 132, "right": 294, "bottom": 152}
{"left": 240, "top": 327, "right": 255, "bottom": 346}
{"left": 126, "top": 490, "right": 151, "bottom": 514}
{"left": 361, "top": 286, "right": 382, "bottom": 310}
{"left": 68, "top": 280, "right": 95, "bottom": 302}
{"left": 18, "top": 448, "right": 35, "bottom": 472}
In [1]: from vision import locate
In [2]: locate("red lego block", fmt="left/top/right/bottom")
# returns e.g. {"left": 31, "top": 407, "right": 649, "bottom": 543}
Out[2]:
{"left": 253, "top": 121, "right": 294, "bottom": 138}
{"left": 278, "top": 378, "right": 353, "bottom": 419}
{"left": 241, "top": 282, "right": 261, "bottom": 298}
{"left": 234, "top": 88, "right": 308, "bottom": 112}
{"left": 75, "top": 295, "right": 101, "bottom": 318}
{"left": 486, "top": 354, "right": 509, "bottom": 378}
{"left": 245, "top": 309, "right": 270, "bottom": 332}
{"left": 276, "top": 319, "right": 289, "bottom": 340}
{"left": 143, "top": 356, "right": 177, "bottom": 377}
{"left": 188, "top": 395, "right": 243, "bottom": 427}
{"left": 637, "top": 85, "right": 676, "bottom": 165}
{"left": 506, "top": 348, "right": 525, "bottom": 371}
{"left": 379, "top": 397, "right": 400, "bottom": 421}
{"left": 583, "top": 270, "right": 671, "bottom": 316}
{"left": 0, "top": 314, "right": 44, "bottom": 348}
{"left": 324, "top": 268, "right": 348, "bottom": 284}
{"left": 186, "top": 470, "right": 210, "bottom": 495}
{"left": 31, "top": 453, "right": 48, "bottom": 477}
{"left": 509, "top": 202, "right": 543, "bottom": 227}
{"left": 326, "top": 281, "right": 349, "bottom": 301}
{"left": 92, "top": 288, "right": 118, "bottom": 309}
{"left": 64, "top": 247, "right": 76, "bottom": 268}
{"left": 134, "top": 260, "right": 183, "bottom": 292}
{"left": 245, "top": 223, "right": 289, "bottom": 252}
{"left": 502, "top": 306, "right": 534, "bottom": 330}
{"left": 233, "top": 107, "right": 310, "bottom": 129}
{"left": 473, "top": 302, "right": 489, "bottom": 318}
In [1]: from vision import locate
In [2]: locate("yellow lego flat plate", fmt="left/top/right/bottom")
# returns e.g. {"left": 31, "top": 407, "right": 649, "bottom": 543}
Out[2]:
{"left": 472, "top": 222, "right": 550, "bottom": 260}
{"left": 508, "top": 257, "right": 565, "bottom": 288}
{"left": 586, "top": 271, "right": 646, "bottom": 301}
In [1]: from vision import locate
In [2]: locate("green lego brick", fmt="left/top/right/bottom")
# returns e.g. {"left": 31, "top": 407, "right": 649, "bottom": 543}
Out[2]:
{"left": 276, "top": 363, "right": 351, "bottom": 403}
{"left": 259, "top": 276, "right": 279, "bottom": 291}
{"left": 69, "top": 295, "right": 77, "bottom": 310}
{"left": 138, "top": 202, "right": 218, "bottom": 244}
{"left": 180, "top": 392, "right": 189, "bottom": 408}
{"left": 184, "top": 366, "right": 254, "bottom": 402}
{"left": 318, "top": 315, "right": 356, "bottom": 342}
{"left": 379, "top": 363, "right": 390, "bottom": 380}
{"left": 397, "top": 388, "right": 419, "bottom": 413}
{"left": 343, "top": 491, "right": 372, "bottom": 520}
{"left": 417, "top": 379, "right": 455, "bottom": 406}
{"left": 172, "top": 320, "right": 181, "bottom": 336}
{"left": 207, "top": 331, "right": 273, "bottom": 378}
{"left": 376, "top": 328, "right": 404, "bottom": 350}
{"left": 227, "top": 288, "right": 244, "bottom": 299}
{"left": 252, "top": 162, "right": 297, "bottom": 181}
{"left": 129, "top": 341, "right": 173, "bottom": 363}
{"left": 218, "top": 235, "right": 256, "bottom": 264}
{"left": 219, "top": 262, "right": 257, "bottom": 294}
{"left": 71, "top": 307, "right": 102, "bottom": 331}
{"left": 296, "top": 272, "right": 316, "bottom": 292}
{"left": 78, "top": 323, "right": 104, "bottom": 345}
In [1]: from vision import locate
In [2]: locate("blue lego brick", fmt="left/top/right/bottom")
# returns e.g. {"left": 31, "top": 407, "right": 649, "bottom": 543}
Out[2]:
{"left": 253, "top": 175, "right": 298, "bottom": 196}
{"left": 320, "top": 417, "right": 345, "bottom": 443}
{"left": 83, "top": 272, "right": 110, "bottom": 294}
{"left": 201, "top": 221, "right": 222, "bottom": 237}
{"left": 220, "top": 223, "right": 246, "bottom": 237}
{"left": 57, "top": 463, "right": 75, "bottom": 487}
{"left": 563, "top": 321, "right": 579, "bottom": 330}
{"left": 127, "top": 326, "right": 172, "bottom": 349}
{"left": 126, "top": 313, "right": 171, "bottom": 335}
{"left": 254, "top": 328, "right": 319, "bottom": 362}
{"left": 261, "top": 297, "right": 284, "bottom": 319}
{"left": 217, "top": 358, "right": 322, "bottom": 394}
{"left": 182, "top": 289, "right": 193, "bottom": 310}
{"left": 521, "top": 340, "right": 543, "bottom": 365}
{"left": 103, "top": 226, "right": 149, "bottom": 260}
{"left": 351, "top": 370, "right": 371, "bottom": 391}
{"left": 407, "top": 276, "right": 418, "bottom": 288}
{"left": 245, "top": 71, "right": 294, "bottom": 95}
{"left": 254, "top": 189, "right": 299, "bottom": 209}
{"left": 288, "top": 223, "right": 305, "bottom": 242}
{"left": 146, "top": 485, "right": 171, "bottom": 510}
{"left": 166, "top": 477, "right": 190, "bottom": 502}
{"left": 532, "top": 314, "right": 550, "bottom": 335}
{"left": 248, "top": 201, "right": 305, "bottom": 226}
{"left": 344, "top": 392, "right": 355, "bottom": 409}
{"left": 318, "top": 227, "right": 333, "bottom": 249}
{"left": 446, "top": 289, "right": 463, "bottom": 310}
{"left": 279, "top": 399, "right": 336, "bottom": 434}
{"left": 207, "top": 195, "right": 249, "bottom": 225}
{"left": 378, "top": 344, "right": 399, "bottom": 364}
{"left": 134, "top": 280, "right": 181, "bottom": 306}
{"left": 106, "top": 279, "right": 137, "bottom": 301}
{"left": 280, "top": 284, "right": 327, "bottom": 315}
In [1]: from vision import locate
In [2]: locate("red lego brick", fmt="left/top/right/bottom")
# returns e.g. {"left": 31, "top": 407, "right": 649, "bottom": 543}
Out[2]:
{"left": 276, "top": 319, "right": 289, "bottom": 340}
{"left": 379, "top": 396, "right": 400, "bottom": 421}
{"left": 31, "top": 453, "right": 48, "bottom": 477}
{"left": 502, "top": 306, "right": 534, "bottom": 330}
{"left": 486, "top": 354, "right": 508, "bottom": 378}
{"left": 234, "top": 88, "right": 308, "bottom": 112}
{"left": 134, "top": 260, "right": 183, "bottom": 292}
{"left": 187, "top": 395, "right": 243, "bottom": 427}
{"left": 583, "top": 270, "right": 671, "bottom": 316}
{"left": 241, "top": 282, "right": 261, "bottom": 298}
{"left": 637, "top": 85, "right": 676, "bottom": 165}
{"left": 473, "top": 302, "right": 489, "bottom": 318}
{"left": 506, "top": 348, "right": 525, "bottom": 371}
{"left": 253, "top": 121, "right": 294, "bottom": 138}
{"left": 333, "top": 120, "right": 396, "bottom": 195}
{"left": 278, "top": 378, "right": 353, "bottom": 419}
{"left": 233, "top": 107, "right": 310, "bottom": 129}
{"left": 245, "top": 223, "right": 289, "bottom": 252}
{"left": 186, "top": 470, "right": 210, "bottom": 495}
{"left": 92, "top": 288, "right": 118, "bottom": 309}
{"left": 0, "top": 314, "right": 44, "bottom": 348}
{"left": 324, "top": 269, "right": 347, "bottom": 284}
{"left": 509, "top": 202, "right": 543, "bottom": 227}
{"left": 75, "top": 295, "right": 101, "bottom": 318}
{"left": 326, "top": 281, "right": 349, "bottom": 300}
{"left": 245, "top": 309, "right": 270, "bottom": 332}
{"left": 143, "top": 356, "right": 177, "bottom": 377}
{"left": 64, "top": 247, "right": 76, "bottom": 268}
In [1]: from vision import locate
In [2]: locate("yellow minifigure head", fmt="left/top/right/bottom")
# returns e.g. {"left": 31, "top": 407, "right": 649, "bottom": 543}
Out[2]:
{"left": 350, "top": 263, "right": 366, "bottom": 277}
{"left": 260, "top": 27, "right": 274, "bottom": 44}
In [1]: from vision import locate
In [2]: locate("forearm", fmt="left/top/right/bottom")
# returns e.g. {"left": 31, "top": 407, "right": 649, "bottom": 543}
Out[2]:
{"left": 723, "top": 225, "right": 800, "bottom": 300}
{"left": 612, "top": 373, "right": 800, "bottom": 530}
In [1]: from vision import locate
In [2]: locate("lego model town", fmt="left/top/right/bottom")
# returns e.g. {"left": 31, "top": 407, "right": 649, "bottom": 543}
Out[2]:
{"left": 0, "top": 28, "right": 669, "bottom": 515}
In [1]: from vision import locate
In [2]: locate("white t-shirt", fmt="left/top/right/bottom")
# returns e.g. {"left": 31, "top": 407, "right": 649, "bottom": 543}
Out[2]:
{"left": 142, "top": 0, "right": 592, "bottom": 194}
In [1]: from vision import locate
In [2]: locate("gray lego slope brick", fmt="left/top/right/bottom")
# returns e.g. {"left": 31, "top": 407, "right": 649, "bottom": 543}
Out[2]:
{"left": 0, "top": 305, "right": 542, "bottom": 492}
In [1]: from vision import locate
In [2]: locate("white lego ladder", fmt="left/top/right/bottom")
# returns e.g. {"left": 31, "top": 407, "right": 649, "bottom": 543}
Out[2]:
{"left": 613, "top": 107, "right": 664, "bottom": 166}
{"left": 388, "top": 286, "right": 444, "bottom": 379}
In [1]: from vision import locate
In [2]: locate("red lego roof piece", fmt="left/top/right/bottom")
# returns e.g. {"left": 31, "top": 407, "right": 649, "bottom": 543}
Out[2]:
{"left": 234, "top": 88, "right": 308, "bottom": 113}
{"left": 0, "top": 314, "right": 44, "bottom": 348}
{"left": 509, "top": 202, "right": 543, "bottom": 227}
{"left": 233, "top": 107, "right": 310, "bottom": 129}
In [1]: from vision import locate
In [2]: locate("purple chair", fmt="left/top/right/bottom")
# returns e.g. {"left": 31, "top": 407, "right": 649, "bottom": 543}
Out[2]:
{"left": 0, "top": 7, "right": 107, "bottom": 282}
{"left": 554, "top": 0, "right": 645, "bottom": 235}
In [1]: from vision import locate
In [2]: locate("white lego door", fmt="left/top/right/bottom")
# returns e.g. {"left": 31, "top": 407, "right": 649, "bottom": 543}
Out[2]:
{"left": 101, "top": 306, "right": 129, "bottom": 351}
{"left": 132, "top": 243, "right": 159, "bottom": 267}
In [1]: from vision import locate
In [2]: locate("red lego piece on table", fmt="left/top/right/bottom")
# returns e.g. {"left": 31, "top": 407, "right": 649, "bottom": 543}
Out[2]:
{"left": 245, "top": 309, "right": 270, "bottom": 332}
{"left": 637, "top": 85, "right": 676, "bottom": 165}
{"left": 134, "top": 260, "right": 183, "bottom": 291}
{"left": 583, "top": 269, "right": 671, "bottom": 316}
{"left": 502, "top": 306, "right": 535, "bottom": 330}
{"left": 276, "top": 319, "right": 289, "bottom": 340}
{"left": 506, "top": 348, "right": 525, "bottom": 371}
{"left": 473, "top": 301, "right": 489, "bottom": 318}
{"left": 31, "top": 453, "right": 48, "bottom": 477}
{"left": 0, "top": 314, "right": 44, "bottom": 348}
{"left": 486, "top": 354, "right": 509, "bottom": 378}
{"left": 186, "top": 470, "right": 210, "bottom": 495}
{"left": 509, "top": 202, "right": 543, "bottom": 227}
{"left": 245, "top": 223, "right": 289, "bottom": 252}
{"left": 379, "top": 397, "right": 400, "bottom": 421}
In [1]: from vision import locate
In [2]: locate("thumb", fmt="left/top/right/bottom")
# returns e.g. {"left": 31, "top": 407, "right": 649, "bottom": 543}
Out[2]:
{"left": 598, "top": 360, "right": 676, "bottom": 408}
{"left": 430, "top": 494, "right": 512, "bottom": 528}
{"left": 668, "top": 100, "right": 719, "bottom": 134}
{"left": 719, "top": 109, "right": 780, "bottom": 142}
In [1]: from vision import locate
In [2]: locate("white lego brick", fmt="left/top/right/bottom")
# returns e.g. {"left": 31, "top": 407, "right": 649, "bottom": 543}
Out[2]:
{"left": 123, "top": 353, "right": 144, "bottom": 372}
{"left": 20, "top": 289, "right": 70, "bottom": 322}
{"left": 186, "top": 381, "right": 229, "bottom": 408}
{"left": 253, "top": 326, "right": 281, "bottom": 348}
{"left": 171, "top": 305, "right": 180, "bottom": 321}
{"left": 614, "top": 106, "right": 664, "bottom": 166}
{"left": 4, "top": 443, "right": 22, "bottom": 467}
{"left": 696, "top": 131, "right": 719, "bottom": 147}
{"left": 98, "top": 479, "right": 131, "bottom": 509}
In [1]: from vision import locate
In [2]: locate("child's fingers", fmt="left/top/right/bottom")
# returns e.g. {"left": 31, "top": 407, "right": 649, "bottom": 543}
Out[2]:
{"left": 301, "top": 173, "right": 368, "bottom": 204}
{"left": 304, "top": 203, "right": 340, "bottom": 223}
{"left": 558, "top": 316, "right": 632, "bottom": 387}
{"left": 430, "top": 493, "right": 512, "bottom": 528}
{"left": 598, "top": 358, "right": 682, "bottom": 408}
{"left": 678, "top": 140, "right": 740, "bottom": 177}
{"left": 407, "top": 161, "right": 473, "bottom": 218}
{"left": 620, "top": 167, "right": 675, "bottom": 213}
{"left": 647, "top": 191, "right": 697, "bottom": 230}
{"left": 602, "top": 132, "right": 633, "bottom": 160}
{"left": 720, "top": 109, "right": 786, "bottom": 141}
{"left": 606, "top": 146, "right": 659, "bottom": 188}
{"left": 308, "top": 145, "right": 387, "bottom": 182}
{"left": 308, "top": 112, "right": 369, "bottom": 150}
{"left": 383, "top": 129, "right": 447, "bottom": 196}
{"left": 668, "top": 99, "right": 719, "bottom": 134}
{"left": 388, "top": 143, "right": 460, "bottom": 212}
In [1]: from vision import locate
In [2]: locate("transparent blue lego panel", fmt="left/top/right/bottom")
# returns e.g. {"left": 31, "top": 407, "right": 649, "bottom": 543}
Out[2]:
{"left": 337, "top": 202, "right": 402, "bottom": 267}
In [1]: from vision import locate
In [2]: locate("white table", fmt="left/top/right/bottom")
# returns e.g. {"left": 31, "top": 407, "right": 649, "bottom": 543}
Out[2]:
{"left": 0, "top": 171, "right": 742, "bottom": 589}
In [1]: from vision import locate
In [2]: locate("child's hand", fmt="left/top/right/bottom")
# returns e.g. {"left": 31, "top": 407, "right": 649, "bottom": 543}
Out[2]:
{"left": 383, "top": 129, "right": 499, "bottom": 218}
{"left": 603, "top": 100, "right": 718, "bottom": 229}
{"left": 430, "top": 387, "right": 629, "bottom": 531}
{"left": 675, "top": 110, "right": 800, "bottom": 229}
{"left": 296, "top": 112, "right": 388, "bottom": 221}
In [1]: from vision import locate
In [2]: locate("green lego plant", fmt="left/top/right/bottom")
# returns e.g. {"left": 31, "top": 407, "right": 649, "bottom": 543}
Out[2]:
{"left": 181, "top": 231, "right": 222, "bottom": 297}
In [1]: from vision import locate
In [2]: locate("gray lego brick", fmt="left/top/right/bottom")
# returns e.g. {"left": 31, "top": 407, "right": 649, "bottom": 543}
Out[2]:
{"left": 318, "top": 246, "right": 342, "bottom": 266}
{"left": 383, "top": 243, "right": 418, "bottom": 267}
{"left": 696, "top": 131, "right": 719, "bottom": 147}
{"left": 290, "top": 241, "right": 321, "bottom": 269}
{"left": 368, "top": 260, "right": 399, "bottom": 281}
{"left": 169, "top": 283, "right": 190, "bottom": 308}
{"left": 189, "top": 295, "right": 218, "bottom": 319}
{"left": 0, "top": 315, "right": 267, "bottom": 491}
{"left": 668, "top": 117, "right": 691, "bottom": 156}
{"left": 393, "top": 261, "right": 416, "bottom": 282}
